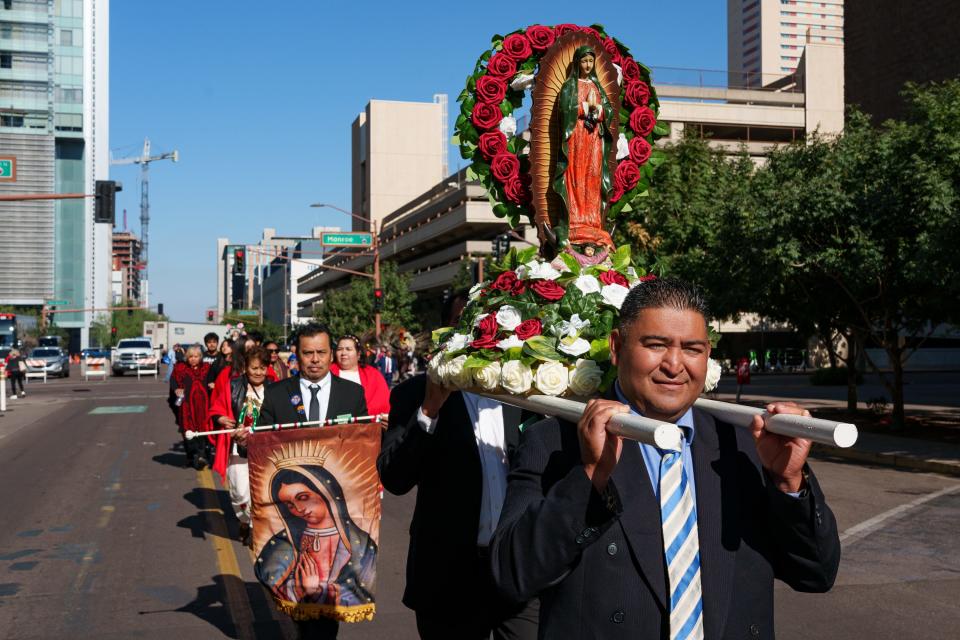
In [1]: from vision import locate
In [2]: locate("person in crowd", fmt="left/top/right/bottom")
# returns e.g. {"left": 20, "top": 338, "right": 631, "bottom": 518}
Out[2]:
{"left": 264, "top": 340, "right": 288, "bottom": 382}
{"left": 202, "top": 332, "right": 220, "bottom": 365}
{"left": 163, "top": 343, "right": 177, "bottom": 383}
{"left": 174, "top": 343, "right": 186, "bottom": 363}
{"left": 209, "top": 346, "right": 271, "bottom": 546}
{"left": 170, "top": 344, "right": 212, "bottom": 469}
{"left": 286, "top": 342, "right": 299, "bottom": 376}
{"left": 206, "top": 339, "right": 235, "bottom": 393}
{"left": 257, "top": 322, "right": 367, "bottom": 640}
{"left": 6, "top": 348, "right": 26, "bottom": 398}
{"left": 247, "top": 330, "right": 264, "bottom": 346}
{"left": 378, "top": 293, "right": 539, "bottom": 640}
{"left": 490, "top": 278, "right": 841, "bottom": 639}
{"left": 330, "top": 334, "right": 390, "bottom": 420}
{"left": 376, "top": 346, "right": 395, "bottom": 385}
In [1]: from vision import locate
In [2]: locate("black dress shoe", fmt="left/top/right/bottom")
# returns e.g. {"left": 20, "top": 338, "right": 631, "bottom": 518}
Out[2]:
{"left": 194, "top": 456, "right": 208, "bottom": 470}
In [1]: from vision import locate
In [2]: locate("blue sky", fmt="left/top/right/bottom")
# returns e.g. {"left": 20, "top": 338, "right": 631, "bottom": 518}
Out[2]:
{"left": 110, "top": 1, "right": 727, "bottom": 321}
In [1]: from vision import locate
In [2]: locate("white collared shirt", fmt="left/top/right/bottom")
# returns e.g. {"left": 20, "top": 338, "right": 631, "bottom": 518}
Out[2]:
{"left": 417, "top": 392, "right": 508, "bottom": 545}
{"left": 300, "top": 373, "right": 332, "bottom": 422}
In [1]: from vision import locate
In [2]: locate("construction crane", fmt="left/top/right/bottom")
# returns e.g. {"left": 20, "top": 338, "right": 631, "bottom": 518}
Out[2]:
{"left": 110, "top": 138, "right": 179, "bottom": 305}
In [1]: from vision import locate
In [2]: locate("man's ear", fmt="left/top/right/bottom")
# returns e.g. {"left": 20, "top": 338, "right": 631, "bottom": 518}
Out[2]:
{"left": 609, "top": 328, "right": 622, "bottom": 367}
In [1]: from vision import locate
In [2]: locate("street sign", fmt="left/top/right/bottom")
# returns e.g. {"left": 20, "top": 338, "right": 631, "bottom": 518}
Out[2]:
{"left": 0, "top": 157, "right": 16, "bottom": 182}
{"left": 45, "top": 299, "right": 69, "bottom": 305}
{"left": 234, "top": 310, "right": 259, "bottom": 317}
{"left": 321, "top": 232, "right": 373, "bottom": 248}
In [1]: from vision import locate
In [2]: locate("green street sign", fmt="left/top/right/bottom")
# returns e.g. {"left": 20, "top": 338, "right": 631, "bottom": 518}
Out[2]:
{"left": 45, "top": 299, "right": 69, "bottom": 305}
{"left": 0, "top": 157, "right": 15, "bottom": 181}
{"left": 321, "top": 232, "right": 373, "bottom": 248}
{"left": 234, "top": 309, "right": 259, "bottom": 317}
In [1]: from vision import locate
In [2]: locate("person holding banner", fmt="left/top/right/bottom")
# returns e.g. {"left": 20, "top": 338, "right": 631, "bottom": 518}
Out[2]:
{"left": 378, "top": 293, "right": 539, "bottom": 640}
{"left": 490, "top": 278, "right": 840, "bottom": 640}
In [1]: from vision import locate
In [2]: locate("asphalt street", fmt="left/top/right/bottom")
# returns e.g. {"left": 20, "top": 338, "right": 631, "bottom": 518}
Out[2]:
{"left": 0, "top": 375, "right": 957, "bottom": 639}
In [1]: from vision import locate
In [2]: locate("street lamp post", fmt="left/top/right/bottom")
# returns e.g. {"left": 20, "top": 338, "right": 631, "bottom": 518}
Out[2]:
{"left": 310, "top": 203, "right": 382, "bottom": 341}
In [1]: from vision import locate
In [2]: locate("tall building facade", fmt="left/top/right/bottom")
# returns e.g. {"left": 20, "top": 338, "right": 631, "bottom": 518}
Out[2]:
{"left": 728, "top": 0, "right": 844, "bottom": 86}
{"left": 0, "top": 0, "right": 110, "bottom": 351}
{"left": 111, "top": 230, "right": 140, "bottom": 304}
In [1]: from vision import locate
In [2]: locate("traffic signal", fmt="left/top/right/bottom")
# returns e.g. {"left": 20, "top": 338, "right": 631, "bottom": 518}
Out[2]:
{"left": 111, "top": 327, "right": 117, "bottom": 336}
{"left": 491, "top": 233, "right": 511, "bottom": 262}
{"left": 206, "top": 310, "right": 215, "bottom": 322}
{"left": 94, "top": 180, "right": 122, "bottom": 224}
{"left": 233, "top": 248, "right": 246, "bottom": 275}
{"left": 157, "top": 303, "right": 164, "bottom": 316}
{"left": 127, "top": 307, "right": 134, "bottom": 317}
{"left": 373, "top": 288, "right": 384, "bottom": 312}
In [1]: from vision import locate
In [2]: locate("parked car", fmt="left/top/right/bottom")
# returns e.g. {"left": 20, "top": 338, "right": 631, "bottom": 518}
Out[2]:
{"left": 80, "top": 348, "right": 112, "bottom": 360}
{"left": 26, "top": 347, "right": 70, "bottom": 378}
{"left": 111, "top": 338, "right": 155, "bottom": 376}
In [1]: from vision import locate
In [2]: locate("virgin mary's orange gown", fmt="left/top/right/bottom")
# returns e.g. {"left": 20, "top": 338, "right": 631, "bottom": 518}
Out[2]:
{"left": 565, "top": 79, "right": 614, "bottom": 249}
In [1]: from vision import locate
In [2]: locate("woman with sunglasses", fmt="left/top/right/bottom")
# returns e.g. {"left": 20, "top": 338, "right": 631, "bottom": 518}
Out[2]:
{"left": 330, "top": 334, "right": 390, "bottom": 422}
{"left": 263, "top": 340, "right": 287, "bottom": 382}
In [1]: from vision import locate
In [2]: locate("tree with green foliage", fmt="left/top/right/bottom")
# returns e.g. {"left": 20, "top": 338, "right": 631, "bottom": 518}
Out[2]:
{"left": 313, "top": 262, "right": 418, "bottom": 340}
{"left": 91, "top": 302, "right": 163, "bottom": 346}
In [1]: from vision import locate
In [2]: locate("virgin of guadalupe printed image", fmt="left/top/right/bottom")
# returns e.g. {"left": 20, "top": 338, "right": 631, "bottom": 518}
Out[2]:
{"left": 254, "top": 448, "right": 378, "bottom": 612}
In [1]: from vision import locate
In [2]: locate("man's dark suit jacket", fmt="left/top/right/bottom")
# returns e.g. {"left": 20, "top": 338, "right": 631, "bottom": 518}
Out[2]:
{"left": 259, "top": 374, "right": 367, "bottom": 427}
{"left": 377, "top": 374, "right": 525, "bottom": 614}
{"left": 490, "top": 407, "right": 841, "bottom": 640}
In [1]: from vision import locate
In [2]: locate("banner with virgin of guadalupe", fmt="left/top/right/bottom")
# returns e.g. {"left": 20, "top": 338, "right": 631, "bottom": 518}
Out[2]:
{"left": 247, "top": 423, "right": 381, "bottom": 622}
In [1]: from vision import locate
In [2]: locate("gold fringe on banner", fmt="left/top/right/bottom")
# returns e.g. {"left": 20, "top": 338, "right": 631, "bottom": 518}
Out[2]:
{"left": 273, "top": 597, "right": 376, "bottom": 623}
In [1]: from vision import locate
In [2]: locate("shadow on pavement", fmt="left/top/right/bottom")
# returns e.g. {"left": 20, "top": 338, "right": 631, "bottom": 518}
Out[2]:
{"left": 177, "top": 487, "right": 236, "bottom": 540}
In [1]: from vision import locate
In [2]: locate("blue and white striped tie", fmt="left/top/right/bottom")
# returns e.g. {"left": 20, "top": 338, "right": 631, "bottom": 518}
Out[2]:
{"left": 660, "top": 451, "right": 704, "bottom": 640}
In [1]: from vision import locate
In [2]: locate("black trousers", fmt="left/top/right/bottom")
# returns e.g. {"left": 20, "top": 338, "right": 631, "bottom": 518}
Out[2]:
{"left": 295, "top": 616, "right": 339, "bottom": 639}
{"left": 9, "top": 372, "right": 24, "bottom": 395}
{"left": 414, "top": 547, "right": 539, "bottom": 640}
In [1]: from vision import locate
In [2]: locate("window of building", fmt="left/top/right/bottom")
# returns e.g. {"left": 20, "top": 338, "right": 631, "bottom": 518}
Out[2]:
{"left": 0, "top": 52, "right": 10, "bottom": 68}
{"left": 1, "top": 114, "right": 24, "bottom": 127}
{"left": 60, "top": 28, "right": 72, "bottom": 46}
{"left": 2, "top": 0, "right": 11, "bottom": 9}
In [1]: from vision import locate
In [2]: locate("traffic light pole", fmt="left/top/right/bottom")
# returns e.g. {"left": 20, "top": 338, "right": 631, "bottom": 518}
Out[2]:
{"left": 373, "top": 220, "right": 381, "bottom": 341}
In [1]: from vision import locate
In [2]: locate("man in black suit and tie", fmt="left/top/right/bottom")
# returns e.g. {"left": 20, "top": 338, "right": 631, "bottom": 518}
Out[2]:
{"left": 490, "top": 278, "right": 841, "bottom": 640}
{"left": 378, "top": 294, "right": 538, "bottom": 640}
{"left": 257, "top": 322, "right": 367, "bottom": 640}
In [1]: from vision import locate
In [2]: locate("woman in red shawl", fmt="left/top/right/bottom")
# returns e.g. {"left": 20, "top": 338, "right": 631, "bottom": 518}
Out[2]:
{"left": 171, "top": 344, "right": 212, "bottom": 469}
{"left": 330, "top": 334, "right": 390, "bottom": 422}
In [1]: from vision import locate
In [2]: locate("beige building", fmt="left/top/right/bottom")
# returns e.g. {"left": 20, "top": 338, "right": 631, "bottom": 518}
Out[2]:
{"left": 728, "top": 0, "right": 844, "bottom": 87}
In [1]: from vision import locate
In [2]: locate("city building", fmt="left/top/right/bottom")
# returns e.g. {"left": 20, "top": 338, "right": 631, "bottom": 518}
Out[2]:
{"left": 111, "top": 230, "right": 141, "bottom": 304}
{"left": 259, "top": 239, "right": 324, "bottom": 331}
{"left": 845, "top": 0, "right": 959, "bottom": 122}
{"left": 728, "top": 0, "right": 843, "bottom": 87}
{"left": 0, "top": 0, "right": 110, "bottom": 352}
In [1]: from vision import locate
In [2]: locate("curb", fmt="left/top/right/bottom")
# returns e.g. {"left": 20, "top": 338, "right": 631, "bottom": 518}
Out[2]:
{"left": 812, "top": 443, "right": 960, "bottom": 477}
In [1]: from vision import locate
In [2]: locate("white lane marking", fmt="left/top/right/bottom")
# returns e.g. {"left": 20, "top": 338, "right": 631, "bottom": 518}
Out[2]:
{"left": 840, "top": 484, "right": 960, "bottom": 545}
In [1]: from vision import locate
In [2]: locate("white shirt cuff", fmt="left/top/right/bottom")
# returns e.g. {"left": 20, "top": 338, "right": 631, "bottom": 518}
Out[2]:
{"left": 417, "top": 407, "right": 439, "bottom": 434}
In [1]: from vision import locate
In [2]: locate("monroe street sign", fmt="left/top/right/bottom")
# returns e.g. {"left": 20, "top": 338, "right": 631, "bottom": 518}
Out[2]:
{"left": 321, "top": 232, "right": 373, "bottom": 248}
{"left": 0, "top": 157, "right": 16, "bottom": 182}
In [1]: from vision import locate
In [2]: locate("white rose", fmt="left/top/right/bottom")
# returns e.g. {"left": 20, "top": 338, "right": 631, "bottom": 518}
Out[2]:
{"left": 427, "top": 353, "right": 445, "bottom": 384}
{"left": 473, "top": 361, "right": 502, "bottom": 392}
{"left": 600, "top": 283, "right": 630, "bottom": 309}
{"left": 525, "top": 260, "right": 562, "bottom": 281}
{"left": 616, "top": 133, "right": 629, "bottom": 160}
{"left": 497, "top": 334, "right": 524, "bottom": 350}
{"left": 500, "top": 360, "right": 533, "bottom": 395}
{"left": 704, "top": 358, "right": 722, "bottom": 392}
{"left": 444, "top": 332, "right": 472, "bottom": 353}
{"left": 534, "top": 361, "right": 569, "bottom": 396}
{"left": 614, "top": 63, "right": 623, "bottom": 86}
{"left": 468, "top": 282, "right": 485, "bottom": 300}
{"left": 568, "top": 358, "right": 603, "bottom": 397}
{"left": 442, "top": 354, "right": 472, "bottom": 390}
{"left": 558, "top": 336, "right": 591, "bottom": 357}
{"left": 510, "top": 73, "right": 535, "bottom": 91}
{"left": 573, "top": 274, "right": 601, "bottom": 295}
{"left": 499, "top": 116, "right": 517, "bottom": 137}
{"left": 496, "top": 305, "right": 522, "bottom": 331}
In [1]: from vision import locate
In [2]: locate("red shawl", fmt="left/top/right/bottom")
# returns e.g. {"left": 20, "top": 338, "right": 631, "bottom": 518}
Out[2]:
{"left": 172, "top": 361, "right": 211, "bottom": 436}
{"left": 330, "top": 363, "right": 391, "bottom": 416}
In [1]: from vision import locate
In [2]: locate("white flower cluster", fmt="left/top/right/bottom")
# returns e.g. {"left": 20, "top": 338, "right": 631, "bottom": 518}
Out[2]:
{"left": 428, "top": 355, "right": 604, "bottom": 397}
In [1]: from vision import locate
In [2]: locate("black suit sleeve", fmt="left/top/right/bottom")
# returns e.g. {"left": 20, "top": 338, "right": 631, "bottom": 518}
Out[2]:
{"left": 377, "top": 375, "right": 434, "bottom": 496}
{"left": 259, "top": 380, "right": 284, "bottom": 428}
{"left": 490, "top": 417, "right": 622, "bottom": 604}
{"left": 762, "top": 465, "right": 841, "bottom": 592}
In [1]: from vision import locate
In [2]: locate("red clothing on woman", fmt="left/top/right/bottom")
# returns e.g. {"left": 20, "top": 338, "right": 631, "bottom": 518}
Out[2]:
{"left": 172, "top": 361, "right": 211, "bottom": 436}
{"left": 209, "top": 367, "right": 242, "bottom": 481}
{"left": 330, "top": 363, "right": 390, "bottom": 417}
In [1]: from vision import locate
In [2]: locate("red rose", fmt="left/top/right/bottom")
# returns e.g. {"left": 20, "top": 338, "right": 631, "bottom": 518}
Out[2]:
{"left": 502, "top": 33, "right": 532, "bottom": 61}
{"left": 599, "top": 270, "right": 629, "bottom": 287}
{"left": 530, "top": 279, "right": 566, "bottom": 301}
{"left": 525, "top": 25, "right": 555, "bottom": 51}
{"left": 491, "top": 271, "right": 520, "bottom": 292}
{"left": 514, "top": 318, "right": 543, "bottom": 340}
{"left": 639, "top": 274, "right": 657, "bottom": 282}
{"left": 554, "top": 23, "right": 579, "bottom": 37}
{"left": 486, "top": 52, "right": 517, "bottom": 78}
{"left": 472, "top": 102, "right": 503, "bottom": 130}
{"left": 629, "top": 136, "right": 652, "bottom": 165}
{"left": 614, "top": 160, "right": 641, "bottom": 194}
{"left": 477, "top": 131, "right": 507, "bottom": 160}
{"left": 611, "top": 184, "right": 624, "bottom": 203}
{"left": 621, "top": 57, "right": 641, "bottom": 82}
{"left": 602, "top": 37, "right": 622, "bottom": 64}
{"left": 511, "top": 279, "right": 527, "bottom": 295}
{"left": 503, "top": 175, "right": 531, "bottom": 204}
{"left": 490, "top": 153, "right": 520, "bottom": 182}
{"left": 625, "top": 80, "right": 650, "bottom": 107}
{"left": 472, "top": 313, "right": 500, "bottom": 349}
{"left": 629, "top": 106, "right": 656, "bottom": 137}
{"left": 580, "top": 27, "right": 602, "bottom": 42}
{"left": 475, "top": 75, "right": 507, "bottom": 105}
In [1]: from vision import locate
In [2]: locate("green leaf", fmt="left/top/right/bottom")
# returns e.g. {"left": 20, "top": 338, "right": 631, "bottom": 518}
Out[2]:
{"left": 463, "top": 355, "right": 492, "bottom": 370}
{"left": 589, "top": 338, "right": 610, "bottom": 361}
{"left": 516, "top": 246, "right": 538, "bottom": 264}
{"left": 598, "top": 363, "right": 618, "bottom": 392}
{"left": 612, "top": 245, "right": 632, "bottom": 270}
{"left": 432, "top": 327, "right": 454, "bottom": 347}
{"left": 450, "top": 134, "right": 460, "bottom": 146}
{"left": 558, "top": 252, "right": 582, "bottom": 275}
{"left": 648, "top": 150, "right": 666, "bottom": 166}
{"left": 504, "top": 346, "right": 523, "bottom": 360}
{"left": 653, "top": 121, "right": 670, "bottom": 136}
{"left": 465, "top": 166, "right": 479, "bottom": 182}
{"left": 522, "top": 335, "right": 562, "bottom": 362}
{"left": 500, "top": 101, "right": 513, "bottom": 116}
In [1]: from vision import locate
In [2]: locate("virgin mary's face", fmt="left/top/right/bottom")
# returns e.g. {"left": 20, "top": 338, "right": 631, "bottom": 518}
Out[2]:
{"left": 279, "top": 482, "right": 333, "bottom": 527}
{"left": 579, "top": 54, "right": 595, "bottom": 77}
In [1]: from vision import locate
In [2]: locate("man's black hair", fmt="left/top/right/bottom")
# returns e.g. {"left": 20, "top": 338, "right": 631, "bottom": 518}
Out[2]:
{"left": 618, "top": 277, "right": 710, "bottom": 334}
{"left": 296, "top": 322, "right": 334, "bottom": 350}
{"left": 247, "top": 329, "right": 265, "bottom": 345}
{"left": 203, "top": 332, "right": 219, "bottom": 344}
